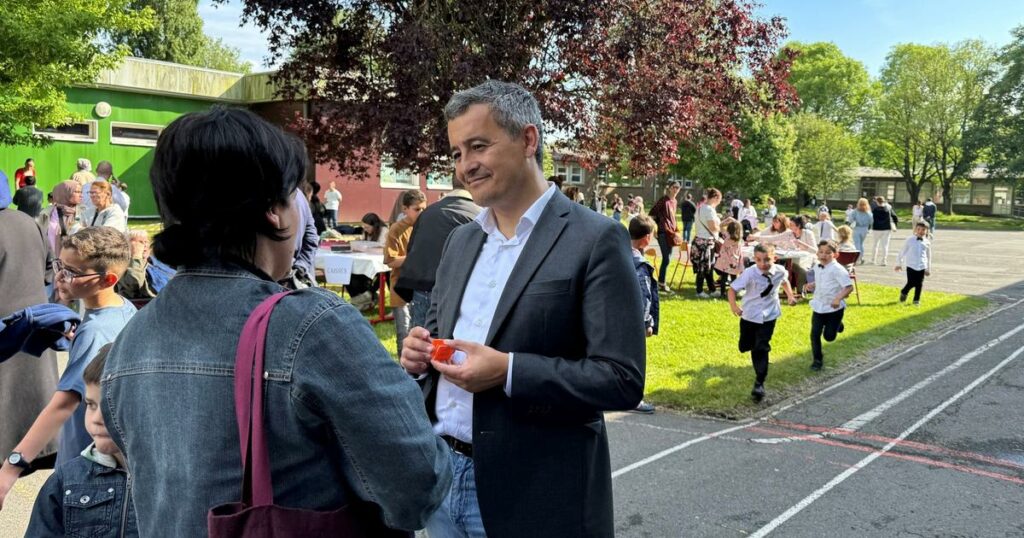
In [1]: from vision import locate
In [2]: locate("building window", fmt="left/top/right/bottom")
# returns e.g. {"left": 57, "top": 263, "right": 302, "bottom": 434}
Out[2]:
{"left": 33, "top": 120, "right": 98, "bottom": 143}
{"left": 951, "top": 184, "right": 971, "bottom": 205}
{"left": 894, "top": 183, "right": 911, "bottom": 203}
{"left": 380, "top": 159, "right": 418, "bottom": 189}
{"left": 569, "top": 165, "right": 583, "bottom": 184}
{"left": 683, "top": 179, "right": 694, "bottom": 189}
{"left": 555, "top": 163, "right": 584, "bottom": 184}
{"left": 110, "top": 122, "right": 163, "bottom": 147}
{"left": 971, "top": 183, "right": 992, "bottom": 206}
{"left": 426, "top": 171, "right": 453, "bottom": 190}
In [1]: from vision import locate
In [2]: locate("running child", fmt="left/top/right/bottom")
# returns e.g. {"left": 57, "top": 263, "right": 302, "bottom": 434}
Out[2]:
{"left": 727, "top": 244, "right": 798, "bottom": 402}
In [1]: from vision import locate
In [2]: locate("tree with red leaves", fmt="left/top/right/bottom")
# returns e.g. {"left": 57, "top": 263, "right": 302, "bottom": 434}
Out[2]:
{"left": 232, "top": 0, "right": 793, "bottom": 178}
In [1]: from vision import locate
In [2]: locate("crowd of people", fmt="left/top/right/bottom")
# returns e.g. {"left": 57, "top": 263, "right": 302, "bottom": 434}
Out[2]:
{"left": 0, "top": 80, "right": 936, "bottom": 538}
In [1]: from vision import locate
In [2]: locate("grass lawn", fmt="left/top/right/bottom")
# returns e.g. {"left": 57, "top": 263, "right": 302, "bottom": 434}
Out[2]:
{"left": 643, "top": 260, "right": 987, "bottom": 416}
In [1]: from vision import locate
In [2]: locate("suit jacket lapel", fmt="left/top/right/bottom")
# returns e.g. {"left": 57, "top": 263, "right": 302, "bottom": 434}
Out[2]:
{"left": 485, "top": 194, "right": 570, "bottom": 345}
{"left": 441, "top": 226, "right": 486, "bottom": 337}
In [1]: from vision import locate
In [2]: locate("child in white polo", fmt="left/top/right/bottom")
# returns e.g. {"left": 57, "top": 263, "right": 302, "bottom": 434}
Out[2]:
{"left": 895, "top": 222, "right": 933, "bottom": 305}
{"left": 727, "top": 244, "right": 798, "bottom": 402}
{"left": 805, "top": 240, "right": 854, "bottom": 371}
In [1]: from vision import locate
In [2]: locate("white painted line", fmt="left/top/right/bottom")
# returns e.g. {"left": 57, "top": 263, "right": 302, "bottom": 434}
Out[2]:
{"left": 840, "top": 321, "right": 1024, "bottom": 431}
{"left": 611, "top": 422, "right": 752, "bottom": 479}
{"left": 770, "top": 297, "right": 1024, "bottom": 416}
{"left": 613, "top": 298, "right": 1024, "bottom": 476}
{"left": 749, "top": 345, "right": 1024, "bottom": 538}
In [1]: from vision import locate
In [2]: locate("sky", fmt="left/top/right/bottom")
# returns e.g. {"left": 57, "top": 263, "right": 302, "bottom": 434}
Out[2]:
{"left": 200, "top": 0, "right": 1024, "bottom": 75}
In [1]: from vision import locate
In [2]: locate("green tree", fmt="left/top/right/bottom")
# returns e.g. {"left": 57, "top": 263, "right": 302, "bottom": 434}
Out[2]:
{"left": 972, "top": 26, "right": 1024, "bottom": 187}
{"left": 868, "top": 42, "right": 994, "bottom": 211}
{"left": 785, "top": 41, "right": 876, "bottom": 130}
{"left": 0, "top": 0, "right": 154, "bottom": 146}
{"left": 792, "top": 113, "right": 861, "bottom": 202}
{"left": 671, "top": 113, "right": 797, "bottom": 199}
{"left": 194, "top": 37, "right": 252, "bottom": 74}
{"left": 111, "top": 0, "right": 251, "bottom": 72}
{"left": 868, "top": 44, "right": 945, "bottom": 204}
{"left": 926, "top": 40, "right": 995, "bottom": 214}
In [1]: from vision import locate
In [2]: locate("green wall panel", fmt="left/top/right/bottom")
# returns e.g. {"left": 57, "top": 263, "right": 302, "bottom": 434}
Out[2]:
{"left": 2, "top": 88, "right": 215, "bottom": 217}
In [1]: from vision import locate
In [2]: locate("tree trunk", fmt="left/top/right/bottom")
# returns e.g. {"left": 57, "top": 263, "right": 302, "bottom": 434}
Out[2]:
{"left": 906, "top": 182, "right": 921, "bottom": 207}
{"left": 941, "top": 182, "right": 955, "bottom": 215}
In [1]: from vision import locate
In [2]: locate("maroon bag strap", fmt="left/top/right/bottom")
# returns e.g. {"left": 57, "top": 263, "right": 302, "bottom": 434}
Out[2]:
{"left": 235, "top": 291, "right": 293, "bottom": 507}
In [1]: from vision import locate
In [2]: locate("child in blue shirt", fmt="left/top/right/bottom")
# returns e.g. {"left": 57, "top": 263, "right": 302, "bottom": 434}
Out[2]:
{"left": 0, "top": 227, "right": 135, "bottom": 508}
{"left": 629, "top": 215, "right": 659, "bottom": 414}
{"left": 28, "top": 343, "right": 138, "bottom": 536}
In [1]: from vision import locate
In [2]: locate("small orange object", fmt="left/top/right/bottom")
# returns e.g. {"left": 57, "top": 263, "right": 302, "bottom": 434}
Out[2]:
{"left": 431, "top": 339, "right": 455, "bottom": 362}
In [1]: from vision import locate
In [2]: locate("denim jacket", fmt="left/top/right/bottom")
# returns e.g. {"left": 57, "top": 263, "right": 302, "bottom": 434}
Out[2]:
{"left": 26, "top": 444, "right": 137, "bottom": 538}
{"left": 100, "top": 260, "right": 451, "bottom": 537}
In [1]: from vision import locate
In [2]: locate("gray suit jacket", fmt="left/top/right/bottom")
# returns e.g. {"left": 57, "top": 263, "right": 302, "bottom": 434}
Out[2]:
{"left": 424, "top": 191, "right": 645, "bottom": 537}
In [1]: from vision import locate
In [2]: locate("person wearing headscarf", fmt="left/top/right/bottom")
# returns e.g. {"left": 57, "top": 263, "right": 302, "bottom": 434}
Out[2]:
{"left": 47, "top": 180, "right": 83, "bottom": 258}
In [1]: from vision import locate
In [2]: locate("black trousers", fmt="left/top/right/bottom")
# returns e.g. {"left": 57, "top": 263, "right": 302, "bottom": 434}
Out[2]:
{"left": 740, "top": 318, "right": 777, "bottom": 384}
{"left": 715, "top": 269, "right": 734, "bottom": 291}
{"left": 696, "top": 269, "right": 716, "bottom": 294}
{"left": 811, "top": 308, "right": 845, "bottom": 362}
{"left": 902, "top": 268, "right": 925, "bottom": 302}
{"left": 657, "top": 232, "right": 673, "bottom": 284}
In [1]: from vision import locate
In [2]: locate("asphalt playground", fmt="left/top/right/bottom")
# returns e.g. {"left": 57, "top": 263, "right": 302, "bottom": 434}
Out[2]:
{"left": 2, "top": 229, "right": 1022, "bottom": 537}
{"left": 607, "top": 229, "right": 1024, "bottom": 536}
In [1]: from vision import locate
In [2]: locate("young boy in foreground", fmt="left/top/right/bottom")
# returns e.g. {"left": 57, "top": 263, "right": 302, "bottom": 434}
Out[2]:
{"left": 728, "top": 244, "right": 797, "bottom": 402}
{"left": 805, "top": 240, "right": 854, "bottom": 371}
{"left": 0, "top": 227, "right": 135, "bottom": 509}
{"left": 27, "top": 344, "right": 138, "bottom": 536}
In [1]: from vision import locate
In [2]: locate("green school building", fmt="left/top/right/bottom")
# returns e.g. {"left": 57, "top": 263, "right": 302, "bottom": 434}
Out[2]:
{"left": 2, "top": 58, "right": 281, "bottom": 217}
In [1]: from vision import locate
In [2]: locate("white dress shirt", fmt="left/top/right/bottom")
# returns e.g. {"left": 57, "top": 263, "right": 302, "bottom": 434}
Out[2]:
{"left": 897, "top": 236, "right": 932, "bottom": 271}
{"left": 434, "top": 184, "right": 558, "bottom": 443}
{"left": 730, "top": 264, "right": 788, "bottom": 323}
{"left": 809, "top": 260, "right": 853, "bottom": 314}
{"left": 815, "top": 221, "right": 837, "bottom": 242}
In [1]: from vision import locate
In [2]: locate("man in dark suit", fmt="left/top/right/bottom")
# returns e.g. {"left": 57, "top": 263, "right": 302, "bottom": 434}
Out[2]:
{"left": 401, "top": 81, "right": 645, "bottom": 537}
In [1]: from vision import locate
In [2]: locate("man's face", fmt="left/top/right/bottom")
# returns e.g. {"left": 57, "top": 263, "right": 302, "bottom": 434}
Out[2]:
{"left": 754, "top": 251, "right": 774, "bottom": 273}
{"left": 914, "top": 225, "right": 927, "bottom": 238}
{"left": 448, "top": 103, "right": 533, "bottom": 209}
{"left": 817, "top": 245, "right": 835, "bottom": 265}
{"left": 84, "top": 383, "right": 120, "bottom": 456}
{"left": 403, "top": 201, "right": 427, "bottom": 224}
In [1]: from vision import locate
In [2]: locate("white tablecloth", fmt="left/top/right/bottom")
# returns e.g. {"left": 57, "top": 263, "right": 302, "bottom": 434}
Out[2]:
{"left": 314, "top": 250, "right": 390, "bottom": 279}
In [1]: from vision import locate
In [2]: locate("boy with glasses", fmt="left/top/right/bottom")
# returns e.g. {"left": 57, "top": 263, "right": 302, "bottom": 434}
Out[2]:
{"left": 727, "top": 244, "right": 797, "bottom": 402}
{"left": 0, "top": 227, "right": 134, "bottom": 510}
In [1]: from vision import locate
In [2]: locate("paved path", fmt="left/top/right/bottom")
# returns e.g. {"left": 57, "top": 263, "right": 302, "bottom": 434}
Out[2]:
{"left": 1, "top": 229, "right": 1020, "bottom": 537}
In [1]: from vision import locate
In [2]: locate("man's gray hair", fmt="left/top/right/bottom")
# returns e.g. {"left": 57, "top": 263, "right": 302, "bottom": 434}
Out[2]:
{"left": 444, "top": 80, "right": 544, "bottom": 168}
{"left": 77, "top": 158, "right": 92, "bottom": 171}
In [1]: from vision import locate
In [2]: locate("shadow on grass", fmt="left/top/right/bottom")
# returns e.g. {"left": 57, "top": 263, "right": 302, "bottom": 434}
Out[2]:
{"left": 645, "top": 292, "right": 988, "bottom": 419}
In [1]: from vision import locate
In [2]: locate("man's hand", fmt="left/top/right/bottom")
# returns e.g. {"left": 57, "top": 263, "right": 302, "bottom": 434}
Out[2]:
{"left": 831, "top": 298, "right": 843, "bottom": 309}
{"left": 0, "top": 463, "right": 21, "bottom": 511}
{"left": 787, "top": 296, "right": 798, "bottom": 306}
{"left": 804, "top": 282, "right": 816, "bottom": 293}
{"left": 400, "top": 327, "right": 433, "bottom": 375}
{"left": 646, "top": 327, "right": 654, "bottom": 337}
{"left": 431, "top": 340, "right": 509, "bottom": 394}
{"left": 925, "top": 270, "right": 931, "bottom": 277}
{"left": 894, "top": 266, "right": 902, "bottom": 272}
{"left": 730, "top": 304, "right": 743, "bottom": 317}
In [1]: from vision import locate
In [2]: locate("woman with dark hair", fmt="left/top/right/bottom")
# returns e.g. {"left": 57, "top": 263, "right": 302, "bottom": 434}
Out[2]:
{"left": 100, "top": 107, "right": 450, "bottom": 537}
{"left": 307, "top": 180, "right": 327, "bottom": 235}
{"left": 361, "top": 212, "right": 388, "bottom": 243}
{"left": 649, "top": 181, "right": 681, "bottom": 292}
